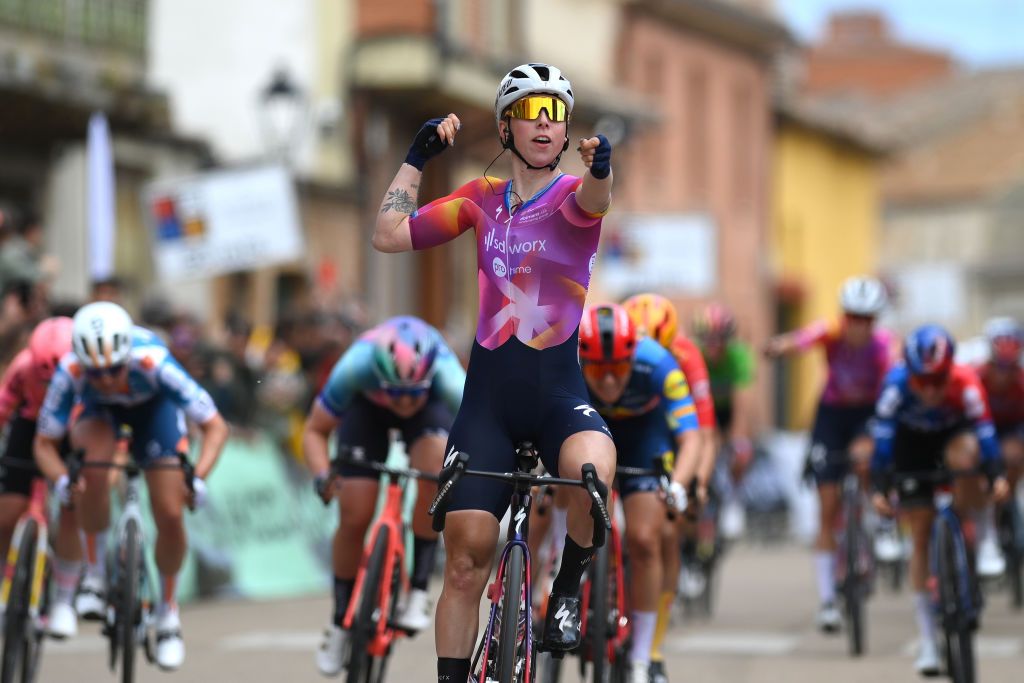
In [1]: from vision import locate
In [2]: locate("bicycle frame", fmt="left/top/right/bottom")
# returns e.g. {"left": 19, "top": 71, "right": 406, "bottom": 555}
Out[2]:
{"left": 477, "top": 483, "right": 536, "bottom": 682}
{"left": 930, "top": 501, "right": 977, "bottom": 621}
{"left": 342, "top": 469, "right": 411, "bottom": 656}
{"left": 110, "top": 470, "right": 157, "bottom": 643}
{"left": 0, "top": 478, "right": 50, "bottom": 628}
{"left": 579, "top": 488, "right": 627, "bottom": 661}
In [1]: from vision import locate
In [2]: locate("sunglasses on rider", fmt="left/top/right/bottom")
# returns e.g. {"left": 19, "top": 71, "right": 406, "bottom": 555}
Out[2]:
{"left": 909, "top": 373, "right": 949, "bottom": 390}
{"left": 382, "top": 380, "right": 431, "bottom": 400}
{"left": 85, "top": 364, "right": 126, "bottom": 379}
{"left": 503, "top": 96, "right": 569, "bottom": 123}
{"left": 581, "top": 359, "right": 632, "bottom": 383}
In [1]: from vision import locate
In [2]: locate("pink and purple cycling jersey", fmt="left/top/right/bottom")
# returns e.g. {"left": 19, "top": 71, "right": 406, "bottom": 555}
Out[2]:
{"left": 793, "top": 319, "right": 893, "bottom": 406}
{"left": 409, "top": 174, "right": 603, "bottom": 350}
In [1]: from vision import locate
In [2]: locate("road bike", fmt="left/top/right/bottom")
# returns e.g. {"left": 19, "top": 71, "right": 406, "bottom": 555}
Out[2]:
{"left": 834, "top": 461, "right": 874, "bottom": 657}
{"left": 0, "top": 460, "right": 52, "bottom": 683}
{"left": 328, "top": 449, "right": 438, "bottom": 683}
{"left": 996, "top": 484, "right": 1023, "bottom": 610}
{"left": 67, "top": 451, "right": 194, "bottom": 683}
{"left": 430, "top": 442, "right": 611, "bottom": 683}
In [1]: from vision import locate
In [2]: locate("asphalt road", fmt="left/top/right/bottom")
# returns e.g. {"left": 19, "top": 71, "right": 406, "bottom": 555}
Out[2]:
{"left": 35, "top": 542, "right": 1024, "bottom": 682}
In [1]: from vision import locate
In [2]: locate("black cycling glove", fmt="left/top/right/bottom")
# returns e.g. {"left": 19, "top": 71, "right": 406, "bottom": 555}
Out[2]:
{"left": 405, "top": 118, "right": 451, "bottom": 171}
{"left": 589, "top": 134, "right": 612, "bottom": 179}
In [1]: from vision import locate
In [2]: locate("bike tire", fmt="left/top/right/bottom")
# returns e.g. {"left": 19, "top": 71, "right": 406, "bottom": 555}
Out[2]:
{"left": 587, "top": 542, "right": 611, "bottom": 683}
{"left": 120, "top": 519, "right": 142, "bottom": 683}
{"left": 369, "top": 559, "right": 402, "bottom": 683}
{"left": 1008, "top": 548, "right": 1023, "bottom": 611}
{"left": 844, "top": 492, "right": 865, "bottom": 657}
{"left": 936, "top": 518, "right": 975, "bottom": 683}
{"left": 538, "top": 650, "right": 562, "bottom": 683}
{"left": 497, "top": 544, "right": 525, "bottom": 683}
{"left": 1, "top": 519, "right": 37, "bottom": 683}
{"left": 347, "top": 527, "right": 389, "bottom": 683}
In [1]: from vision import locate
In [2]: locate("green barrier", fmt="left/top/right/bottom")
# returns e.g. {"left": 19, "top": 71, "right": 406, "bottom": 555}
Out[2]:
{"left": 119, "top": 433, "right": 419, "bottom": 603}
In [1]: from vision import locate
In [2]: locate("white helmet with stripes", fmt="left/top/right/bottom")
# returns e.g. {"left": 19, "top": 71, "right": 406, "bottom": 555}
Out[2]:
{"left": 72, "top": 302, "right": 133, "bottom": 368}
{"left": 840, "top": 276, "right": 887, "bottom": 316}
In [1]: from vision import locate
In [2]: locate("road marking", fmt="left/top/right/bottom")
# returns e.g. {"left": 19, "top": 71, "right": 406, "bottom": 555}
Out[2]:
{"left": 900, "top": 636, "right": 1022, "bottom": 658}
{"left": 220, "top": 630, "right": 322, "bottom": 651}
{"left": 667, "top": 631, "right": 799, "bottom": 656}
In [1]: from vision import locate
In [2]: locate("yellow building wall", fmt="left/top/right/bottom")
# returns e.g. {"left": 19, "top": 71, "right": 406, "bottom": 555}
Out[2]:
{"left": 773, "top": 122, "right": 880, "bottom": 429}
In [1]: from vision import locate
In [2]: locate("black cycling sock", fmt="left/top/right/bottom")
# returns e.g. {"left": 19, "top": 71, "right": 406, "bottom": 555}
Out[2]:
{"left": 332, "top": 576, "right": 355, "bottom": 627}
{"left": 552, "top": 535, "right": 593, "bottom": 597}
{"left": 411, "top": 536, "right": 439, "bottom": 591}
{"left": 437, "top": 657, "right": 471, "bottom": 683}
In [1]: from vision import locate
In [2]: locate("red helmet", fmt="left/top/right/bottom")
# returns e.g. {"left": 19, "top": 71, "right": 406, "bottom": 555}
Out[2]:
{"left": 28, "top": 317, "right": 74, "bottom": 381}
{"left": 579, "top": 303, "right": 637, "bottom": 364}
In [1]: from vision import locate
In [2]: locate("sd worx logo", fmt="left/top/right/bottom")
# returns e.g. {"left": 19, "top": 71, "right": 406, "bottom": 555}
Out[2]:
{"left": 484, "top": 227, "right": 547, "bottom": 255}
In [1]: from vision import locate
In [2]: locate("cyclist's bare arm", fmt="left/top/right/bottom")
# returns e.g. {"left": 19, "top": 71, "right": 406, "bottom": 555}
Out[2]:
{"left": 672, "top": 429, "right": 701, "bottom": 487}
{"left": 33, "top": 432, "right": 67, "bottom": 481}
{"left": 576, "top": 136, "right": 612, "bottom": 215}
{"left": 764, "top": 333, "right": 800, "bottom": 358}
{"left": 194, "top": 412, "right": 229, "bottom": 480}
{"left": 696, "top": 427, "right": 717, "bottom": 491}
{"left": 372, "top": 114, "right": 461, "bottom": 253}
{"left": 303, "top": 401, "right": 340, "bottom": 478}
{"left": 730, "top": 386, "right": 755, "bottom": 445}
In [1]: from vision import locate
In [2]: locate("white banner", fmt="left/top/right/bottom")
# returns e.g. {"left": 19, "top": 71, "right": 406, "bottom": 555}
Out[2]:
{"left": 87, "top": 112, "right": 116, "bottom": 281}
{"left": 597, "top": 213, "right": 717, "bottom": 297}
{"left": 142, "top": 165, "right": 304, "bottom": 281}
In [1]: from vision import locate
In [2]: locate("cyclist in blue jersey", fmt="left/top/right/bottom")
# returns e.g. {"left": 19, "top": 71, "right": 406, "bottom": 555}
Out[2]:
{"left": 371, "top": 63, "right": 616, "bottom": 683}
{"left": 33, "top": 302, "right": 229, "bottom": 670}
{"left": 303, "top": 316, "right": 465, "bottom": 676}
{"left": 870, "top": 325, "right": 1010, "bottom": 676}
{"left": 579, "top": 304, "right": 698, "bottom": 683}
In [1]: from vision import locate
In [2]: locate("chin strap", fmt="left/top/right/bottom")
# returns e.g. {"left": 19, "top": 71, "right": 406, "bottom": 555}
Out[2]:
{"left": 502, "top": 126, "right": 568, "bottom": 172}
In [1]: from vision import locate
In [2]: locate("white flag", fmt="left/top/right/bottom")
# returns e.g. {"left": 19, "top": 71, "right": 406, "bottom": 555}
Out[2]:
{"left": 87, "top": 112, "right": 116, "bottom": 281}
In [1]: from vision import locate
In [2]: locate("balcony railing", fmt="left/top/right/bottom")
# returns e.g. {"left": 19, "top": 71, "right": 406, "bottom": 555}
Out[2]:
{"left": 0, "top": 0, "right": 147, "bottom": 57}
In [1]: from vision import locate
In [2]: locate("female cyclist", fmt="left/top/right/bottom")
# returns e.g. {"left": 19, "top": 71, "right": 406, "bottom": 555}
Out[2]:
{"left": 371, "top": 62, "right": 616, "bottom": 683}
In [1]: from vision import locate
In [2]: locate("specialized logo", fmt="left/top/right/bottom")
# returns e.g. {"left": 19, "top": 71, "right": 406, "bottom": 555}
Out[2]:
{"left": 574, "top": 404, "right": 597, "bottom": 418}
{"left": 444, "top": 445, "right": 459, "bottom": 468}
{"left": 484, "top": 227, "right": 546, "bottom": 255}
{"left": 492, "top": 257, "right": 507, "bottom": 278}
{"left": 555, "top": 603, "right": 574, "bottom": 632}
{"left": 495, "top": 205, "right": 503, "bottom": 220}
{"left": 514, "top": 506, "right": 527, "bottom": 535}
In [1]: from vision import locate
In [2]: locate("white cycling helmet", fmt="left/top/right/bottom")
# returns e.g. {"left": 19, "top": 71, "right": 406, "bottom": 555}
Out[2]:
{"left": 840, "top": 276, "right": 887, "bottom": 316}
{"left": 72, "top": 301, "right": 133, "bottom": 368}
{"left": 983, "top": 316, "right": 1021, "bottom": 342}
{"left": 495, "top": 63, "right": 574, "bottom": 125}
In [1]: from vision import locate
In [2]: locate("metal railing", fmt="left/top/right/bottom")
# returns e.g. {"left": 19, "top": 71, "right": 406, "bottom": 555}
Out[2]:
{"left": 0, "top": 0, "right": 147, "bottom": 57}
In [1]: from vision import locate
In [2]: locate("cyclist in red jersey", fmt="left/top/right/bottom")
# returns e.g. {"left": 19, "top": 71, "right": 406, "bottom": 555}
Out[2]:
{"left": 0, "top": 318, "right": 82, "bottom": 638}
{"left": 622, "top": 293, "right": 713, "bottom": 682}
{"left": 371, "top": 63, "right": 615, "bottom": 683}
{"left": 976, "top": 317, "right": 1024, "bottom": 494}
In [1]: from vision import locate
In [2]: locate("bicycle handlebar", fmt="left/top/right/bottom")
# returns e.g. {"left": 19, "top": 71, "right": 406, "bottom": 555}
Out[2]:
{"left": 66, "top": 450, "right": 196, "bottom": 507}
{"left": 428, "top": 451, "right": 612, "bottom": 546}
{"left": 615, "top": 456, "right": 678, "bottom": 520}
{"left": 330, "top": 454, "right": 441, "bottom": 483}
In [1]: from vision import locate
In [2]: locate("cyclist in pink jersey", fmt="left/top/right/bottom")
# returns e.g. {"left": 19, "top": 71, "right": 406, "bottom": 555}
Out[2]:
{"left": 0, "top": 318, "right": 83, "bottom": 638}
{"left": 765, "top": 276, "right": 892, "bottom": 632}
{"left": 371, "top": 63, "right": 615, "bottom": 683}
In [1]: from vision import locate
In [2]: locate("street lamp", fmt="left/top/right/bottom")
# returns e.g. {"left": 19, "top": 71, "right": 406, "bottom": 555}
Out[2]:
{"left": 258, "top": 67, "right": 308, "bottom": 167}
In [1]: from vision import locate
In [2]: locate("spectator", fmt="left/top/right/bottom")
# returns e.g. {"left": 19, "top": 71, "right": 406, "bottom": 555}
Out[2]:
{"left": 90, "top": 276, "right": 126, "bottom": 304}
{"left": 0, "top": 211, "right": 56, "bottom": 291}
{"left": 200, "top": 314, "right": 258, "bottom": 429}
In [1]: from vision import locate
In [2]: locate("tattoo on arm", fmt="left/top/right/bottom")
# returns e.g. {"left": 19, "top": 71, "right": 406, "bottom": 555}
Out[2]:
{"left": 380, "top": 188, "right": 417, "bottom": 215}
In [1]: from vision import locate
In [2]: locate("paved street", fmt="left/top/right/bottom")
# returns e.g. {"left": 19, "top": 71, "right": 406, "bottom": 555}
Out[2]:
{"left": 36, "top": 543, "right": 1024, "bottom": 682}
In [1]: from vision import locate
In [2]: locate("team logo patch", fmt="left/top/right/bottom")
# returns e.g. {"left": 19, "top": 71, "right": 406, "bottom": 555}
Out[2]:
{"left": 663, "top": 369, "right": 690, "bottom": 401}
{"left": 492, "top": 257, "right": 507, "bottom": 278}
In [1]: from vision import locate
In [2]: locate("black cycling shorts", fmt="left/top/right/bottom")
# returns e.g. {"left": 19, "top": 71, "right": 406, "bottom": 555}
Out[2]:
{"left": 335, "top": 394, "right": 454, "bottom": 480}
{"left": 0, "top": 417, "right": 70, "bottom": 497}
{"left": 607, "top": 410, "right": 674, "bottom": 499}
{"left": 807, "top": 403, "right": 875, "bottom": 484}
{"left": 445, "top": 331, "right": 611, "bottom": 520}
{"left": 891, "top": 422, "right": 970, "bottom": 507}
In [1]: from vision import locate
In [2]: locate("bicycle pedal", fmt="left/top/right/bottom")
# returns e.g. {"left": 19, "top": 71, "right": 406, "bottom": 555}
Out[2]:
{"left": 387, "top": 621, "right": 418, "bottom": 637}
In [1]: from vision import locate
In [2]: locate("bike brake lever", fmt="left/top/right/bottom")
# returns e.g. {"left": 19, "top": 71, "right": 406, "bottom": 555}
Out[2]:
{"left": 582, "top": 464, "right": 610, "bottom": 548}
{"left": 429, "top": 451, "right": 469, "bottom": 532}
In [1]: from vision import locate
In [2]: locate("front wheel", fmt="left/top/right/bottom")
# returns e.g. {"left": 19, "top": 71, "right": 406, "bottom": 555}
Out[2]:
{"left": 935, "top": 517, "right": 975, "bottom": 683}
{"left": 843, "top": 493, "right": 866, "bottom": 657}
{"left": 346, "top": 527, "right": 389, "bottom": 683}
{"left": 119, "top": 519, "right": 142, "bottom": 683}
{"left": 496, "top": 545, "right": 526, "bottom": 683}
{"left": 587, "top": 542, "right": 611, "bottom": 683}
{"left": 1, "top": 519, "right": 39, "bottom": 683}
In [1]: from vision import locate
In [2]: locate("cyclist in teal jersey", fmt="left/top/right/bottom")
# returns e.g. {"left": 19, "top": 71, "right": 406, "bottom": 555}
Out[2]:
{"left": 303, "top": 316, "right": 465, "bottom": 676}
{"left": 692, "top": 304, "right": 756, "bottom": 539}
{"left": 371, "top": 63, "right": 616, "bottom": 683}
